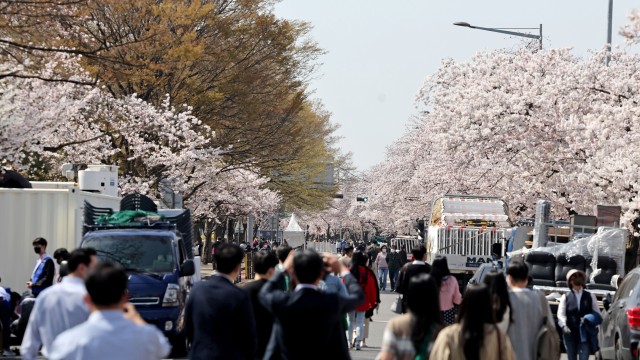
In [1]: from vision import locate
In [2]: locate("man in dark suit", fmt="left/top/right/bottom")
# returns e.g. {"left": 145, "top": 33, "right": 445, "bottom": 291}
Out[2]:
{"left": 242, "top": 251, "right": 279, "bottom": 360}
{"left": 396, "top": 245, "right": 431, "bottom": 312}
{"left": 259, "top": 250, "right": 364, "bottom": 360}
{"left": 185, "top": 243, "right": 256, "bottom": 360}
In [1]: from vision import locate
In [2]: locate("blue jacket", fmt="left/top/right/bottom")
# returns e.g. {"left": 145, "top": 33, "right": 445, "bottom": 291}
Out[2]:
{"left": 580, "top": 312, "right": 602, "bottom": 354}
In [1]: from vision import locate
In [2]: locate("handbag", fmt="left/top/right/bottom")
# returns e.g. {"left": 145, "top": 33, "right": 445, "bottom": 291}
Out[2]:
{"left": 390, "top": 295, "right": 403, "bottom": 314}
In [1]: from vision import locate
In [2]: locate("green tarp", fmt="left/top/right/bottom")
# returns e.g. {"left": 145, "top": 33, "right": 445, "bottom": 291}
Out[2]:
{"left": 96, "top": 210, "right": 164, "bottom": 224}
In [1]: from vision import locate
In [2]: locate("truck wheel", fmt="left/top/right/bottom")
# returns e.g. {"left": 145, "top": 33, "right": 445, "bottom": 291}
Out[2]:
{"left": 170, "top": 333, "right": 191, "bottom": 358}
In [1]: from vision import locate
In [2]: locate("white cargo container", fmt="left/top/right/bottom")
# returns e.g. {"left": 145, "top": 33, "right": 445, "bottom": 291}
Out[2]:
{"left": 0, "top": 181, "right": 119, "bottom": 293}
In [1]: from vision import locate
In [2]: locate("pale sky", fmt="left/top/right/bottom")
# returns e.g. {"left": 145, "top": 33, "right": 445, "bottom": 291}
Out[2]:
{"left": 274, "top": 0, "right": 638, "bottom": 170}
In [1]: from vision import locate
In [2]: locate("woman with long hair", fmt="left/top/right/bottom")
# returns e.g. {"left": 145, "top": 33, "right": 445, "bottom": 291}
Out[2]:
{"left": 430, "top": 257, "right": 461, "bottom": 325}
{"left": 348, "top": 251, "right": 378, "bottom": 350}
{"left": 429, "top": 284, "right": 515, "bottom": 360}
{"left": 483, "top": 271, "right": 513, "bottom": 333}
{"left": 376, "top": 274, "right": 442, "bottom": 360}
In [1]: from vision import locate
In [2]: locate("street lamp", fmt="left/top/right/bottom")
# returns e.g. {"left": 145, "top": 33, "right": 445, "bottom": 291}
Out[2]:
{"left": 605, "top": 0, "right": 612, "bottom": 65}
{"left": 454, "top": 22, "right": 543, "bottom": 50}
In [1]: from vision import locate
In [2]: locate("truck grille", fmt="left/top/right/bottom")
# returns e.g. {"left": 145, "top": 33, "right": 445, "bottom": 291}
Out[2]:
{"left": 432, "top": 227, "right": 504, "bottom": 256}
{"left": 129, "top": 297, "right": 160, "bottom": 305}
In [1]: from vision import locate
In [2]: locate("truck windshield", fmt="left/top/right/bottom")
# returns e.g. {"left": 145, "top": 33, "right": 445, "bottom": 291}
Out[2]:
{"left": 83, "top": 235, "right": 175, "bottom": 274}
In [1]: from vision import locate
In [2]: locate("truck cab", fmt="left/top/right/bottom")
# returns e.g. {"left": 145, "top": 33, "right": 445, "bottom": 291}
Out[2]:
{"left": 81, "top": 195, "right": 196, "bottom": 356}
{"left": 82, "top": 226, "right": 194, "bottom": 355}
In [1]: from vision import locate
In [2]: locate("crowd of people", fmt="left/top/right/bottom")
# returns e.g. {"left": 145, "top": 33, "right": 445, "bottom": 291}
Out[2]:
{"left": 0, "top": 236, "right": 604, "bottom": 360}
{"left": 186, "top": 240, "right": 573, "bottom": 360}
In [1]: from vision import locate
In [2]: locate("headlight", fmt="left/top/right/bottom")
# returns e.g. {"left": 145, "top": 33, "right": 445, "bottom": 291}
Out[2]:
{"left": 162, "top": 284, "right": 179, "bottom": 307}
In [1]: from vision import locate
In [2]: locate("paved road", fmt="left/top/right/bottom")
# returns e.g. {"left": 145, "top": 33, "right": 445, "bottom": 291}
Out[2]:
{"left": 349, "top": 290, "right": 396, "bottom": 360}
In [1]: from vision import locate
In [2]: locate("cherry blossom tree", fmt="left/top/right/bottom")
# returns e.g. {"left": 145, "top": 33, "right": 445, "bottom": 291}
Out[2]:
{"left": 0, "top": 59, "right": 280, "bottom": 220}
{"left": 621, "top": 9, "right": 640, "bottom": 44}
{"left": 331, "top": 47, "right": 640, "bottom": 236}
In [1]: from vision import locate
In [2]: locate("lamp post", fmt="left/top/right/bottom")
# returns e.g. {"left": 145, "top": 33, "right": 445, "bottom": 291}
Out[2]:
{"left": 605, "top": 0, "right": 613, "bottom": 65}
{"left": 454, "top": 22, "right": 543, "bottom": 50}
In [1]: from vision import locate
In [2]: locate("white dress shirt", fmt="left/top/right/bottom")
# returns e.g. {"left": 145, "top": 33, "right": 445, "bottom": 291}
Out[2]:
{"left": 0, "top": 286, "right": 8, "bottom": 301}
{"left": 21, "top": 276, "right": 89, "bottom": 359}
{"left": 294, "top": 283, "right": 318, "bottom": 292}
{"left": 48, "top": 310, "right": 171, "bottom": 360}
{"left": 557, "top": 288, "right": 601, "bottom": 328}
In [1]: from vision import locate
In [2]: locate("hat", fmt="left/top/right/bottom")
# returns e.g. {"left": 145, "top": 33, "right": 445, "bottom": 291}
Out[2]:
{"left": 566, "top": 269, "right": 586, "bottom": 283}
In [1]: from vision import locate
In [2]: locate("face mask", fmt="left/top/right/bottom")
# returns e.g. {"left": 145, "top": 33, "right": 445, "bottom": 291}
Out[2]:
{"left": 34, "top": 247, "right": 41, "bottom": 254}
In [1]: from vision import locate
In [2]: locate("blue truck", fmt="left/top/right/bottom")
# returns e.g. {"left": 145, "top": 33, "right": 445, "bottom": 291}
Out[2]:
{"left": 81, "top": 194, "right": 196, "bottom": 356}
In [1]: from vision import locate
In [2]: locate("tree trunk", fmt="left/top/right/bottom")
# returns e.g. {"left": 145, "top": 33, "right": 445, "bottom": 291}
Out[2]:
{"left": 202, "top": 220, "right": 214, "bottom": 264}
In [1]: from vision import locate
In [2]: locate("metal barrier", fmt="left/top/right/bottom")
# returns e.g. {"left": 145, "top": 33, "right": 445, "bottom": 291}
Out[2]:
{"left": 390, "top": 238, "right": 422, "bottom": 260}
{"left": 234, "top": 251, "right": 255, "bottom": 284}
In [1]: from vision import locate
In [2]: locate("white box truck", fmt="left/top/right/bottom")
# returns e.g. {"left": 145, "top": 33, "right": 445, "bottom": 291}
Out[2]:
{"left": 0, "top": 166, "right": 120, "bottom": 293}
{"left": 426, "top": 194, "right": 512, "bottom": 271}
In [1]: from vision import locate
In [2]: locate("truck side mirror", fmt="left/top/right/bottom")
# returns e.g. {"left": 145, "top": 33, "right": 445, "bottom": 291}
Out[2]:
{"left": 603, "top": 293, "right": 612, "bottom": 311}
{"left": 181, "top": 259, "right": 195, "bottom": 277}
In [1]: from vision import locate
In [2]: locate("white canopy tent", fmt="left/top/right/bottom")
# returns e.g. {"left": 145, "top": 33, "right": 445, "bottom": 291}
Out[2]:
{"left": 283, "top": 213, "right": 305, "bottom": 248}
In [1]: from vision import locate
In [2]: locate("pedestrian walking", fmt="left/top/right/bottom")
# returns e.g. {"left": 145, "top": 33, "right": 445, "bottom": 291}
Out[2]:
{"left": 376, "top": 245, "right": 389, "bottom": 291}
{"left": 48, "top": 262, "right": 170, "bottom": 360}
{"left": 348, "top": 251, "right": 378, "bottom": 350}
{"left": 387, "top": 245, "right": 404, "bottom": 291}
{"left": 367, "top": 242, "right": 380, "bottom": 275}
{"left": 377, "top": 274, "right": 442, "bottom": 360}
{"left": 557, "top": 269, "right": 600, "bottom": 360}
{"left": 242, "top": 251, "right": 279, "bottom": 360}
{"left": 482, "top": 271, "right": 512, "bottom": 333}
{"left": 397, "top": 246, "right": 431, "bottom": 312}
{"left": 21, "top": 248, "right": 97, "bottom": 359}
{"left": 505, "top": 261, "right": 557, "bottom": 360}
{"left": 429, "top": 284, "right": 515, "bottom": 360}
{"left": 259, "top": 250, "right": 364, "bottom": 360}
{"left": 186, "top": 243, "right": 256, "bottom": 360}
{"left": 430, "top": 257, "right": 461, "bottom": 325}
{"left": 399, "top": 245, "right": 408, "bottom": 266}
{"left": 362, "top": 257, "right": 381, "bottom": 348}
{"left": 28, "top": 237, "right": 55, "bottom": 297}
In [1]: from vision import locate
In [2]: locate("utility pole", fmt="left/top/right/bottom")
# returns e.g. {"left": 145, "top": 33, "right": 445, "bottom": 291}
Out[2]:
{"left": 606, "top": 0, "right": 613, "bottom": 65}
